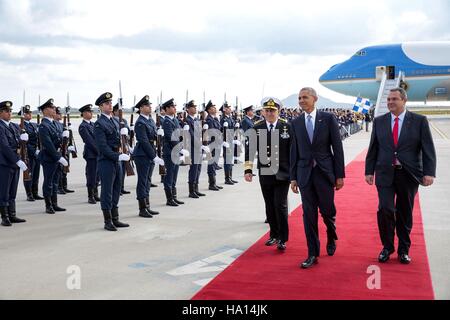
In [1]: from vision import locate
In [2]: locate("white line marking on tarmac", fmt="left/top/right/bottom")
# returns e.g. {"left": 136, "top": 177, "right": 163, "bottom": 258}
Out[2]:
{"left": 430, "top": 122, "right": 449, "bottom": 140}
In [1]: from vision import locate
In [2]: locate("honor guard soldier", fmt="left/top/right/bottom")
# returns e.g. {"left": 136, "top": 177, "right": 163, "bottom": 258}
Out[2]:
{"left": 242, "top": 105, "right": 255, "bottom": 132}
{"left": 94, "top": 92, "right": 130, "bottom": 231}
{"left": 133, "top": 95, "right": 163, "bottom": 217}
{"left": 205, "top": 101, "right": 223, "bottom": 191}
{"left": 20, "top": 105, "right": 44, "bottom": 201}
{"left": 38, "top": 99, "right": 69, "bottom": 214}
{"left": 113, "top": 103, "right": 131, "bottom": 195}
{"left": 161, "top": 99, "right": 187, "bottom": 206}
{"left": 78, "top": 104, "right": 100, "bottom": 204}
{"left": 185, "top": 100, "right": 207, "bottom": 199}
{"left": 58, "top": 108, "right": 75, "bottom": 194}
{"left": 0, "top": 101, "right": 27, "bottom": 226}
{"left": 245, "top": 97, "right": 292, "bottom": 251}
{"left": 220, "top": 102, "right": 238, "bottom": 185}
{"left": 53, "top": 107, "right": 68, "bottom": 195}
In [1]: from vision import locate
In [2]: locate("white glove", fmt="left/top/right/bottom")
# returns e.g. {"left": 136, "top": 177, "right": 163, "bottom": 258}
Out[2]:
{"left": 130, "top": 125, "right": 135, "bottom": 132}
{"left": 119, "top": 154, "right": 130, "bottom": 162}
{"left": 16, "top": 160, "right": 28, "bottom": 172}
{"left": 223, "top": 122, "right": 229, "bottom": 128}
{"left": 180, "top": 149, "right": 190, "bottom": 157}
{"left": 157, "top": 128, "right": 165, "bottom": 136}
{"left": 62, "top": 130, "right": 70, "bottom": 138}
{"left": 20, "top": 133, "right": 29, "bottom": 142}
{"left": 179, "top": 155, "right": 185, "bottom": 162}
{"left": 121, "top": 128, "right": 129, "bottom": 136}
{"left": 222, "top": 142, "right": 230, "bottom": 149}
{"left": 183, "top": 125, "right": 190, "bottom": 131}
{"left": 68, "top": 146, "right": 76, "bottom": 152}
{"left": 35, "top": 150, "right": 40, "bottom": 157}
{"left": 233, "top": 140, "right": 242, "bottom": 146}
{"left": 201, "top": 146, "right": 211, "bottom": 153}
{"left": 129, "top": 147, "right": 134, "bottom": 154}
{"left": 203, "top": 124, "right": 209, "bottom": 130}
{"left": 153, "top": 156, "right": 165, "bottom": 166}
{"left": 235, "top": 123, "right": 240, "bottom": 129}
{"left": 59, "top": 157, "right": 69, "bottom": 167}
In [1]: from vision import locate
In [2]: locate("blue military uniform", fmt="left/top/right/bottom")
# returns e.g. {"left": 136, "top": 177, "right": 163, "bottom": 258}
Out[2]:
{"left": 133, "top": 95, "right": 159, "bottom": 217}
{"left": 205, "top": 101, "right": 223, "bottom": 191}
{"left": 38, "top": 99, "right": 66, "bottom": 214}
{"left": 161, "top": 99, "right": 184, "bottom": 207}
{"left": 220, "top": 103, "right": 237, "bottom": 185}
{"left": 94, "top": 92, "right": 129, "bottom": 231}
{"left": 185, "top": 100, "right": 205, "bottom": 199}
{"left": 53, "top": 112, "right": 66, "bottom": 196}
{"left": 78, "top": 104, "right": 99, "bottom": 204}
{"left": 241, "top": 106, "right": 255, "bottom": 132}
{"left": 113, "top": 103, "right": 131, "bottom": 195}
{"left": 0, "top": 101, "right": 27, "bottom": 226}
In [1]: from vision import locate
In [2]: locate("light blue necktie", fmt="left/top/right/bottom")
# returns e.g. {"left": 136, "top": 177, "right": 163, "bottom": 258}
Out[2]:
{"left": 307, "top": 115, "right": 314, "bottom": 143}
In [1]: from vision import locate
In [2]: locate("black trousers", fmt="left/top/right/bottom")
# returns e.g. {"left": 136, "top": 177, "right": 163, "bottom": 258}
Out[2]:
{"left": 300, "top": 166, "right": 337, "bottom": 257}
{"left": 259, "top": 177, "right": 290, "bottom": 243}
{"left": 376, "top": 168, "right": 419, "bottom": 255}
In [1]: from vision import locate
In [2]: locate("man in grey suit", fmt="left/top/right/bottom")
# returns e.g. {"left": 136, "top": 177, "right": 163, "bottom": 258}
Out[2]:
{"left": 365, "top": 87, "right": 436, "bottom": 264}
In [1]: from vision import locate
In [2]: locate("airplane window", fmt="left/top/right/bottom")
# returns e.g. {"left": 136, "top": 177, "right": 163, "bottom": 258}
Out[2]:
{"left": 354, "top": 50, "right": 367, "bottom": 57}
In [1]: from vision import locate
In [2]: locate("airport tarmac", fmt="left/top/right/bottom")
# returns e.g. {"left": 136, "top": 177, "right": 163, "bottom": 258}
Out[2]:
{"left": 0, "top": 118, "right": 448, "bottom": 300}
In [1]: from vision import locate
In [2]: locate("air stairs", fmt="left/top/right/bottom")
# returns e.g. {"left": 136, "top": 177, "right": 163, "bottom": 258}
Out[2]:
{"left": 374, "top": 71, "right": 405, "bottom": 117}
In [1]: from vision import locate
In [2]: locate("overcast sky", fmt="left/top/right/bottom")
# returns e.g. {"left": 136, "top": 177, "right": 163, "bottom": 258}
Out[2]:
{"left": 1, "top": 0, "right": 449, "bottom": 111}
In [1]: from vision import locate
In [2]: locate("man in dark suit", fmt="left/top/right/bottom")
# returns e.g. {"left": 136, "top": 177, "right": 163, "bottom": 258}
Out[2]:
{"left": 245, "top": 97, "right": 292, "bottom": 250}
{"left": 290, "top": 87, "right": 345, "bottom": 269}
{"left": 365, "top": 87, "right": 436, "bottom": 264}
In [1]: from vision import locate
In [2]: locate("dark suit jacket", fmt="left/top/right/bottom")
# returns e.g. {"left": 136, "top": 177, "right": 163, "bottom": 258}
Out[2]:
{"left": 94, "top": 114, "right": 121, "bottom": 162}
{"left": 38, "top": 118, "right": 62, "bottom": 163}
{"left": 365, "top": 111, "right": 436, "bottom": 186}
{"left": 134, "top": 115, "right": 157, "bottom": 160}
{"left": 162, "top": 116, "right": 181, "bottom": 157}
{"left": 290, "top": 111, "right": 345, "bottom": 188}
{"left": 79, "top": 120, "right": 98, "bottom": 160}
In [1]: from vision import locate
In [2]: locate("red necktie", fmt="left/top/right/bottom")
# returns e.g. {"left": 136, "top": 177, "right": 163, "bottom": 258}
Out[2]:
{"left": 393, "top": 117, "right": 399, "bottom": 147}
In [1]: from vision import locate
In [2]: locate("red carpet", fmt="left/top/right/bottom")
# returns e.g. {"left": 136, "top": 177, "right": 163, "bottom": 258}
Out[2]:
{"left": 193, "top": 151, "right": 435, "bottom": 300}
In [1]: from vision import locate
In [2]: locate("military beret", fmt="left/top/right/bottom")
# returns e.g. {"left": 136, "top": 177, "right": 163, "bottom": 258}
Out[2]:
{"left": 135, "top": 95, "right": 152, "bottom": 111}
{"left": 18, "top": 105, "right": 32, "bottom": 116}
{"left": 261, "top": 97, "right": 282, "bottom": 110}
{"left": 95, "top": 92, "right": 113, "bottom": 106}
{"left": 0, "top": 101, "right": 13, "bottom": 111}
{"left": 79, "top": 104, "right": 94, "bottom": 113}
{"left": 185, "top": 100, "right": 197, "bottom": 110}
{"left": 205, "top": 100, "right": 216, "bottom": 112}
{"left": 39, "top": 99, "right": 55, "bottom": 111}
{"left": 243, "top": 105, "right": 255, "bottom": 113}
{"left": 161, "top": 98, "right": 176, "bottom": 110}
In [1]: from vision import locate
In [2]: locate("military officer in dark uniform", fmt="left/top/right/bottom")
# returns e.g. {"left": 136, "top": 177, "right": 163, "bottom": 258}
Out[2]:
{"left": 53, "top": 107, "right": 69, "bottom": 196}
{"left": 185, "top": 100, "right": 207, "bottom": 199}
{"left": 205, "top": 101, "right": 223, "bottom": 191}
{"left": 0, "top": 101, "right": 27, "bottom": 226}
{"left": 220, "top": 102, "right": 237, "bottom": 185}
{"left": 38, "top": 99, "right": 69, "bottom": 214}
{"left": 242, "top": 105, "right": 255, "bottom": 133}
{"left": 78, "top": 104, "right": 100, "bottom": 204}
{"left": 20, "top": 105, "right": 44, "bottom": 201}
{"left": 94, "top": 92, "right": 130, "bottom": 231}
{"left": 245, "top": 97, "right": 292, "bottom": 251}
{"left": 113, "top": 103, "right": 131, "bottom": 195}
{"left": 162, "top": 99, "right": 187, "bottom": 207}
{"left": 133, "top": 95, "right": 163, "bottom": 217}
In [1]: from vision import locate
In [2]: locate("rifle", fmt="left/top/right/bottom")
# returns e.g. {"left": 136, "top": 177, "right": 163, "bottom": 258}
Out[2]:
{"left": 201, "top": 104, "right": 212, "bottom": 161}
{"left": 182, "top": 90, "right": 192, "bottom": 165}
{"left": 156, "top": 94, "right": 166, "bottom": 176}
{"left": 62, "top": 114, "right": 70, "bottom": 173}
{"left": 234, "top": 96, "right": 242, "bottom": 158}
{"left": 19, "top": 94, "right": 32, "bottom": 182}
{"left": 129, "top": 113, "right": 135, "bottom": 148}
{"left": 36, "top": 114, "right": 41, "bottom": 151}
{"left": 118, "top": 81, "right": 135, "bottom": 176}
{"left": 66, "top": 93, "right": 78, "bottom": 159}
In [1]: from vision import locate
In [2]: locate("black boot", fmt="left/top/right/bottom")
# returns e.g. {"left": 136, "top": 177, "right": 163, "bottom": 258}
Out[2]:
{"left": 32, "top": 184, "right": 44, "bottom": 200}
{"left": 57, "top": 180, "right": 66, "bottom": 195}
{"left": 194, "top": 184, "right": 206, "bottom": 197}
{"left": 172, "top": 187, "right": 184, "bottom": 205}
{"left": 189, "top": 183, "right": 199, "bottom": 199}
{"left": 62, "top": 176, "right": 75, "bottom": 193}
{"left": 1, "top": 206, "right": 12, "bottom": 227}
{"left": 138, "top": 199, "right": 153, "bottom": 218}
{"left": 102, "top": 210, "right": 117, "bottom": 231}
{"left": 121, "top": 189, "right": 131, "bottom": 195}
{"left": 51, "top": 194, "right": 66, "bottom": 212}
{"left": 25, "top": 185, "right": 35, "bottom": 202}
{"left": 93, "top": 186, "right": 101, "bottom": 201}
{"left": 8, "top": 202, "right": 26, "bottom": 223}
{"left": 145, "top": 197, "right": 159, "bottom": 215}
{"left": 45, "top": 197, "right": 55, "bottom": 214}
{"left": 208, "top": 176, "right": 220, "bottom": 191}
{"left": 165, "top": 188, "right": 179, "bottom": 207}
{"left": 111, "top": 207, "right": 129, "bottom": 228}
{"left": 230, "top": 168, "right": 238, "bottom": 184}
{"left": 88, "top": 188, "right": 96, "bottom": 204}
{"left": 225, "top": 171, "right": 234, "bottom": 185}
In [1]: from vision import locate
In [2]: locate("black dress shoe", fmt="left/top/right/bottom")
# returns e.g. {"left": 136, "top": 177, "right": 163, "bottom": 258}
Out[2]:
{"left": 277, "top": 241, "right": 286, "bottom": 251}
{"left": 265, "top": 238, "right": 278, "bottom": 246}
{"left": 327, "top": 240, "right": 336, "bottom": 256}
{"left": 150, "top": 184, "right": 158, "bottom": 188}
{"left": 301, "top": 256, "right": 318, "bottom": 269}
{"left": 378, "top": 249, "right": 394, "bottom": 263}
{"left": 398, "top": 253, "right": 411, "bottom": 264}
{"left": 121, "top": 190, "right": 131, "bottom": 195}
